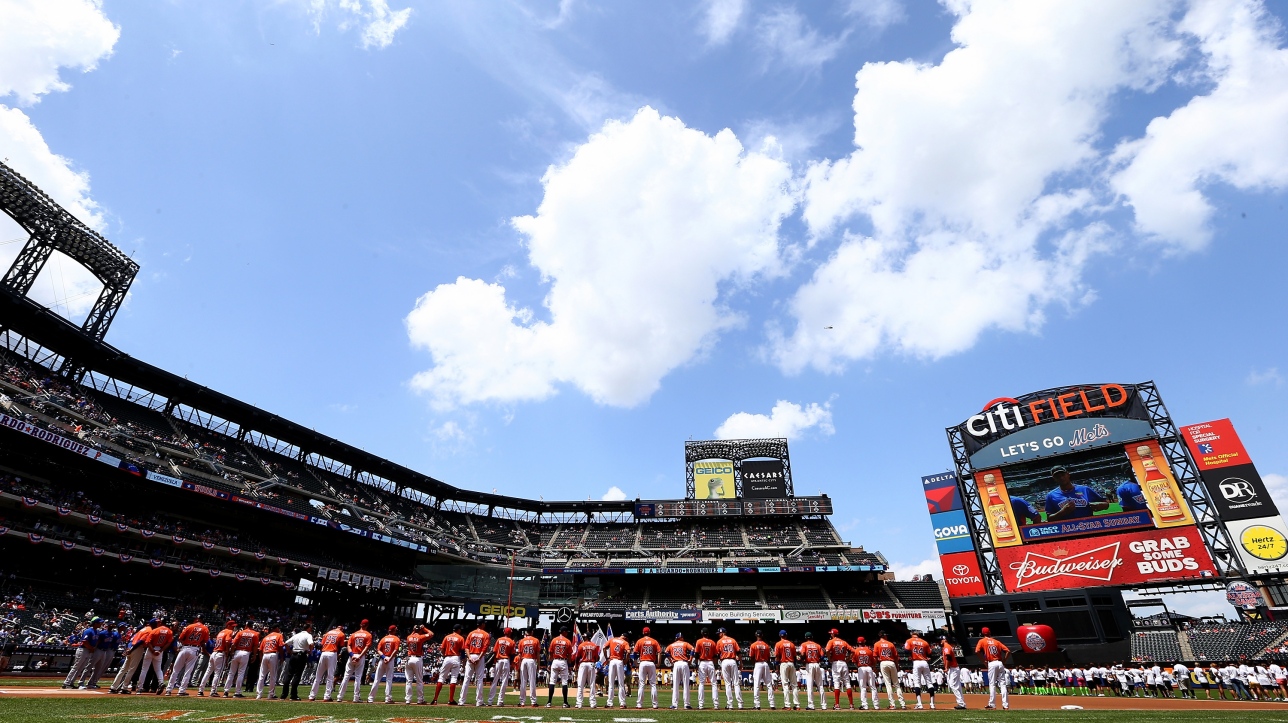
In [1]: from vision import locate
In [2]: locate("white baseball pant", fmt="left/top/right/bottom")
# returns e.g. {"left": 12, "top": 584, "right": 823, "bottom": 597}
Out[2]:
{"left": 672, "top": 661, "right": 692, "bottom": 708}
{"left": 488, "top": 658, "right": 512, "bottom": 705}
{"left": 166, "top": 646, "right": 201, "bottom": 694}
{"left": 576, "top": 661, "right": 598, "bottom": 707}
{"left": 404, "top": 655, "right": 425, "bottom": 704}
{"left": 987, "top": 661, "right": 1008, "bottom": 709}
{"left": 256, "top": 652, "right": 279, "bottom": 699}
{"left": 752, "top": 661, "right": 774, "bottom": 708}
{"left": 720, "top": 659, "right": 743, "bottom": 708}
{"left": 336, "top": 652, "right": 367, "bottom": 702}
{"left": 309, "top": 651, "right": 339, "bottom": 700}
{"left": 698, "top": 660, "right": 719, "bottom": 708}
{"left": 224, "top": 650, "right": 252, "bottom": 695}
{"left": 367, "top": 656, "right": 396, "bottom": 703}
{"left": 199, "top": 651, "right": 227, "bottom": 694}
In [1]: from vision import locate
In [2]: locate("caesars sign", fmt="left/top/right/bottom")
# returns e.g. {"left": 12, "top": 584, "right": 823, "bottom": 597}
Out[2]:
{"left": 694, "top": 459, "right": 736, "bottom": 500}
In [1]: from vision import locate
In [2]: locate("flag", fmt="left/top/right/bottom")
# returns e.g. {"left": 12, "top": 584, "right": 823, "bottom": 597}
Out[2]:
{"left": 591, "top": 625, "right": 608, "bottom": 648}
{"left": 573, "top": 623, "right": 582, "bottom": 649}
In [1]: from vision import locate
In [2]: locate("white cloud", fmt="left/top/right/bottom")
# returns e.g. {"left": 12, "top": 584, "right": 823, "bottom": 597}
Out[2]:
{"left": 1265, "top": 472, "right": 1288, "bottom": 513}
{"left": 1247, "top": 367, "right": 1283, "bottom": 387}
{"left": 406, "top": 107, "right": 794, "bottom": 409}
{"left": 1112, "top": 0, "right": 1288, "bottom": 251}
{"left": 307, "top": 0, "right": 412, "bottom": 49}
{"left": 601, "top": 485, "right": 628, "bottom": 501}
{"left": 890, "top": 557, "right": 940, "bottom": 582}
{"left": 755, "top": 6, "right": 850, "bottom": 70}
{"left": 0, "top": 0, "right": 119, "bottom": 105}
{"left": 715, "top": 400, "right": 834, "bottom": 440}
{"left": 775, "top": 0, "right": 1182, "bottom": 373}
{"left": 701, "top": 0, "right": 746, "bottom": 46}
{"left": 845, "top": 0, "right": 906, "bottom": 32}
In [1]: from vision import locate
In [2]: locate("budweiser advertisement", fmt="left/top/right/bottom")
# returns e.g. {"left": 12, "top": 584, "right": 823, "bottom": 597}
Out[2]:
{"left": 995, "top": 526, "right": 1217, "bottom": 593}
{"left": 939, "top": 550, "right": 988, "bottom": 597}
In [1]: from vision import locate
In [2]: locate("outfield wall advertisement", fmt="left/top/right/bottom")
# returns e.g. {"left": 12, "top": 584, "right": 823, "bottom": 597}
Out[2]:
{"left": 923, "top": 471, "right": 988, "bottom": 597}
{"left": 995, "top": 526, "right": 1217, "bottom": 592}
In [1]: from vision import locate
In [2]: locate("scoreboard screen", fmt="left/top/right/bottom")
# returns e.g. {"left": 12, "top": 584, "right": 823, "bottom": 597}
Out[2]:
{"left": 635, "top": 496, "right": 831, "bottom": 518}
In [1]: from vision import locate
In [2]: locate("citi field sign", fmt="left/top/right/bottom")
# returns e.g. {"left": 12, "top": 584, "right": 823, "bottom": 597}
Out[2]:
{"left": 954, "top": 383, "right": 1152, "bottom": 457}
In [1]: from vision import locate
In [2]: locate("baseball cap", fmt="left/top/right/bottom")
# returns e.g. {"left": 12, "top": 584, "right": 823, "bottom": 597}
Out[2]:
{"left": 829, "top": 628, "right": 839, "bottom": 635}
{"left": 856, "top": 636, "right": 865, "bottom": 644}
{"left": 779, "top": 629, "right": 788, "bottom": 637}
{"left": 981, "top": 627, "right": 991, "bottom": 635}
{"left": 675, "top": 633, "right": 683, "bottom": 640}
{"left": 1050, "top": 465, "right": 1068, "bottom": 477}
{"left": 642, "top": 627, "right": 650, "bottom": 635}
{"left": 90, "top": 617, "right": 101, "bottom": 624}
{"left": 804, "top": 632, "right": 813, "bottom": 639}
{"left": 717, "top": 627, "right": 726, "bottom": 634}
{"left": 504, "top": 627, "right": 513, "bottom": 635}
{"left": 148, "top": 618, "right": 160, "bottom": 626}
{"left": 360, "top": 619, "right": 369, "bottom": 627}
{"left": 453, "top": 623, "right": 463, "bottom": 631}
{"left": 388, "top": 625, "right": 398, "bottom": 633}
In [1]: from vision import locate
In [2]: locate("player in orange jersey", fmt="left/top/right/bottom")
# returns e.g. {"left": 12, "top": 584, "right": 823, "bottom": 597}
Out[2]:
{"left": 574, "top": 633, "right": 601, "bottom": 708}
{"left": 432, "top": 623, "right": 465, "bottom": 705}
{"left": 605, "top": 630, "right": 631, "bottom": 708}
{"left": 873, "top": 630, "right": 906, "bottom": 710}
{"left": 716, "top": 627, "right": 743, "bottom": 709}
{"left": 367, "top": 625, "right": 401, "bottom": 704}
{"left": 460, "top": 621, "right": 492, "bottom": 706}
{"left": 310, "top": 623, "right": 346, "bottom": 702}
{"left": 694, "top": 628, "right": 720, "bottom": 710}
{"left": 850, "top": 636, "right": 878, "bottom": 710}
{"left": 337, "top": 619, "right": 374, "bottom": 703}
{"left": 111, "top": 618, "right": 154, "bottom": 695}
{"left": 974, "top": 627, "right": 1011, "bottom": 710}
{"left": 747, "top": 630, "right": 775, "bottom": 710}
{"left": 632, "top": 626, "right": 661, "bottom": 709}
{"left": 166, "top": 614, "right": 209, "bottom": 696}
{"left": 405, "top": 625, "right": 433, "bottom": 705}
{"left": 940, "top": 634, "right": 966, "bottom": 709}
{"left": 825, "top": 628, "right": 854, "bottom": 710}
{"left": 904, "top": 630, "right": 934, "bottom": 709}
{"left": 666, "top": 632, "right": 696, "bottom": 710}
{"left": 224, "top": 621, "right": 261, "bottom": 697}
{"left": 773, "top": 629, "right": 799, "bottom": 710}
{"left": 799, "top": 631, "right": 827, "bottom": 710}
{"left": 198, "top": 620, "right": 237, "bottom": 697}
{"left": 547, "top": 626, "right": 575, "bottom": 708}
{"left": 488, "top": 627, "right": 517, "bottom": 706}
{"left": 142, "top": 619, "right": 174, "bottom": 695}
{"left": 255, "top": 624, "right": 285, "bottom": 700}
{"left": 516, "top": 628, "right": 542, "bottom": 706}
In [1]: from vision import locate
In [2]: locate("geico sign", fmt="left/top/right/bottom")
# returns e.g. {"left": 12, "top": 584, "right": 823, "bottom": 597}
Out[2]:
{"left": 935, "top": 523, "right": 970, "bottom": 539}
{"left": 695, "top": 461, "right": 733, "bottom": 475}
{"left": 966, "top": 384, "right": 1130, "bottom": 438}
{"left": 478, "top": 604, "right": 527, "bottom": 617}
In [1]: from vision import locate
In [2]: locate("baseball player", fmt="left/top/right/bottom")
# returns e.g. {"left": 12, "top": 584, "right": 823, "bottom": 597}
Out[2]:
{"left": 224, "top": 622, "right": 261, "bottom": 697}
{"left": 488, "top": 627, "right": 517, "bottom": 706}
{"left": 460, "top": 621, "right": 492, "bottom": 706}
{"left": 167, "top": 615, "right": 209, "bottom": 696}
{"left": 605, "top": 630, "right": 631, "bottom": 708}
{"left": 975, "top": 627, "right": 1011, "bottom": 710}
{"left": 748, "top": 630, "right": 775, "bottom": 710}
{"left": 432, "top": 623, "right": 465, "bottom": 704}
{"left": 851, "top": 636, "right": 878, "bottom": 710}
{"left": 904, "top": 630, "right": 934, "bottom": 709}
{"left": 141, "top": 619, "right": 175, "bottom": 694}
{"left": 255, "top": 624, "right": 285, "bottom": 700}
{"left": 874, "top": 630, "right": 906, "bottom": 710}
{"left": 716, "top": 627, "right": 743, "bottom": 709}
{"left": 773, "top": 630, "right": 799, "bottom": 710}
{"left": 309, "top": 624, "right": 346, "bottom": 702}
{"left": 666, "top": 632, "right": 696, "bottom": 709}
{"left": 940, "top": 635, "right": 966, "bottom": 709}
{"left": 632, "top": 627, "right": 661, "bottom": 709}
{"left": 800, "top": 632, "right": 827, "bottom": 710}
{"left": 367, "top": 626, "right": 401, "bottom": 704}
{"left": 516, "top": 628, "right": 542, "bottom": 706}
{"left": 575, "top": 632, "right": 601, "bottom": 708}
{"left": 110, "top": 619, "right": 154, "bottom": 694}
{"left": 547, "top": 626, "right": 575, "bottom": 708}
{"left": 694, "top": 629, "right": 720, "bottom": 710}
{"left": 825, "top": 628, "right": 853, "bottom": 709}
{"left": 198, "top": 621, "right": 237, "bottom": 697}
{"left": 87, "top": 622, "right": 121, "bottom": 689}
{"left": 337, "top": 619, "right": 374, "bottom": 702}
{"left": 62, "top": 618, "right": 101, "bottom": 689}
{"left": 405, "top": 625, "right": 433, "bottom": 705}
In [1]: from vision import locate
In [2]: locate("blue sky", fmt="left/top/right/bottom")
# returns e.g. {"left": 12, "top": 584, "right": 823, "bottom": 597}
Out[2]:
{"left": 3, "top": 0, "right": 1288, "bottom": 616}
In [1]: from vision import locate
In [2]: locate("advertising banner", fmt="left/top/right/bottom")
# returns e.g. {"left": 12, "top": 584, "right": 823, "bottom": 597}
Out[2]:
{"left": 1124, "top": 440, "right": 1195, "bottom": 528}
{"left": 702, "top": 609, "right": 780, "bottom": 623}
{"left": 861, "top": 609, "right": 946, "bottom": 623}
{"left": 969, "top": 417, "right": 1155, "bottom": 469}
{"left": 693, "top": 459, "right": 736, "bottom": 500}
{"left": 974, "top": 468, "right": 1023, "bottom": 549}
{"left": 625, "top": 609, "right": 702, "bottom": 622}
{"left": 1180, "top": 419, "right": 1253, "bottom": 472}
{"left": 931, "top": 509, "right": 976, "bottom": 554}
{"left": 1197, "top": 463, "right": 1278, "bottom": 522}
{"left": 780, "top": 609, "right": 865, "bottom": 622}
{"left": 939, "top": 551, "right": 988, "bottom": 597}
{"left": 995, "top": 526, "right": 1217, "bottom": 593}
{"left": 741, "top": 460, "right": 787, "bottom": 498}
{"left": 463, "top": 601, "right": 535, "bottom": 619}
{"left": 922, "top": 472, "right": 962, "bottom": 514}
{"left": 1222, "top": 516, "right": 1288, "bottom": 575}
{"left": 953, "top": 384, "right": 1150, "bottom": 457}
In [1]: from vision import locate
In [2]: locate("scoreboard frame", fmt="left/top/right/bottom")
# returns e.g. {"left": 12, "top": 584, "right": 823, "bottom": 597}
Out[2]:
{"left": 635, "top": 495, "right": 831, "bottom": 518}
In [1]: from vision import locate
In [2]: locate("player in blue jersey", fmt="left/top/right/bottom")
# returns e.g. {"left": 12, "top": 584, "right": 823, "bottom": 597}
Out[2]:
{"left": 1044, "top": 467, "right": 1108, "bottom": 521}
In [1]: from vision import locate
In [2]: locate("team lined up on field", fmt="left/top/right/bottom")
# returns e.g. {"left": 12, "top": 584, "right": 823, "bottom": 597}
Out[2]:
{"left": 66, "top": 614, "right": 1015, "bottom": 711}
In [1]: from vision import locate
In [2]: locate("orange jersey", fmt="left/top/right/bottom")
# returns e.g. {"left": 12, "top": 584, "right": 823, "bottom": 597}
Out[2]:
{"left": 825, "top": 638, "right": 851, "bottom": 662}
{"left": 975, "top": 636, "right": 1009, "bottom": 663}
{"left": 773, "top": 639, "right": 796, "bottom": 662}
{"left": 748, "top": 640, "right": 771, "bottom": 662}
{"left": 348, "top": 629, "right": 373, "bottom": 655}
{"left": 232, "top": 629, "right": 261, "bottom": 652}
{"left": 549, "top": 635, "right": 574, "bottom": 661}
{"left": 607, "top": 637, "right": 631, "bottom": 661}
{"left": 668, "top": 640, "right": 695, "bottom": 663}
{"left": 261, "top": 632, "right": 285, "bottom": 655}
{"left": 800, "top": 640, "right": 824, "bottom": 664}
{"left": 440, "top": 632, "right": 464, "bottom": 657}
{"left": 147, "top": 626, "right": 174, "bottom": 652}
{"left": 695, "top": 638, "right": 718, "bottom": 661}
{"left": 213, "top": 628, "right": 236, "bottom": 653}
{"left": 873, "top": 640, "right": 898, "bottom": 662}
{"left": 576, "top": 640, "right": 600, "bottom": 664}
{"left": 904, "top": 637, "right": 931, "bottom": 661}
{"left": 377, "top": 634, "right": 401, "bottom": 658}
{"left": 717, "top": 636, "right": 740, "bottom": 660}
{"left": 177, "top": 623, "right": 209, "bottom": 647}
{"left": 851, "top": 645, "right": 874, "bottom": 667}
{"left": 494, "top": 636, "right": 517, "bottom": 660}
{"left": 406, "top": 631, "right": 431, "bottom": 657}
{"left": 517, "top": 636, "right": 542, "bottom": 660}
{"left": 634, "top": 636, "right": 661, "bottom": 662}
{"left": 130, "top": 626, "right": 153, "bottom": 648}
{"left": 320, "top": 629, "right": 346, "bottom": 653}
{"left": 941, "top": 641, "right": 958, "bottom": 668}
{"left": 465, "top": 630, "right": 490, "bottom": 655}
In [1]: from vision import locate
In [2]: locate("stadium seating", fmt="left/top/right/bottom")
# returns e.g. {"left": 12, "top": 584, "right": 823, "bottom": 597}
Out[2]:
{"left": 1185, "top": 621, "right": 1288, "bottom": 662}
{"left": 1131, "top": 630, "right": 1183, "bottom": 662}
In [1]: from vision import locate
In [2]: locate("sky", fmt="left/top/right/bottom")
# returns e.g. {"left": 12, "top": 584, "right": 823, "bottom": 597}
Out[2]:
{"left": 3, "top": 0, "right": 1288, "bottom": 618}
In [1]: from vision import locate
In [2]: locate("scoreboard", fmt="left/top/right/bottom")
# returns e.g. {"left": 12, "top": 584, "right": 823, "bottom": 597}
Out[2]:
{"left": 635, "top": 496, "right": 831, "bottom": 518}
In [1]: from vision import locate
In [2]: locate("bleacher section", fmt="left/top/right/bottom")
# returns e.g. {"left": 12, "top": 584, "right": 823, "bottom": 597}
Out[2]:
{"left": 887, "top": 580, "right": 946, "bottom": 609}
{"left": 1131, "top": 630, "right": 1184, "bottom": 662}
{"left": 1185, "top": 621, "right": 1288, "bottom": 662}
